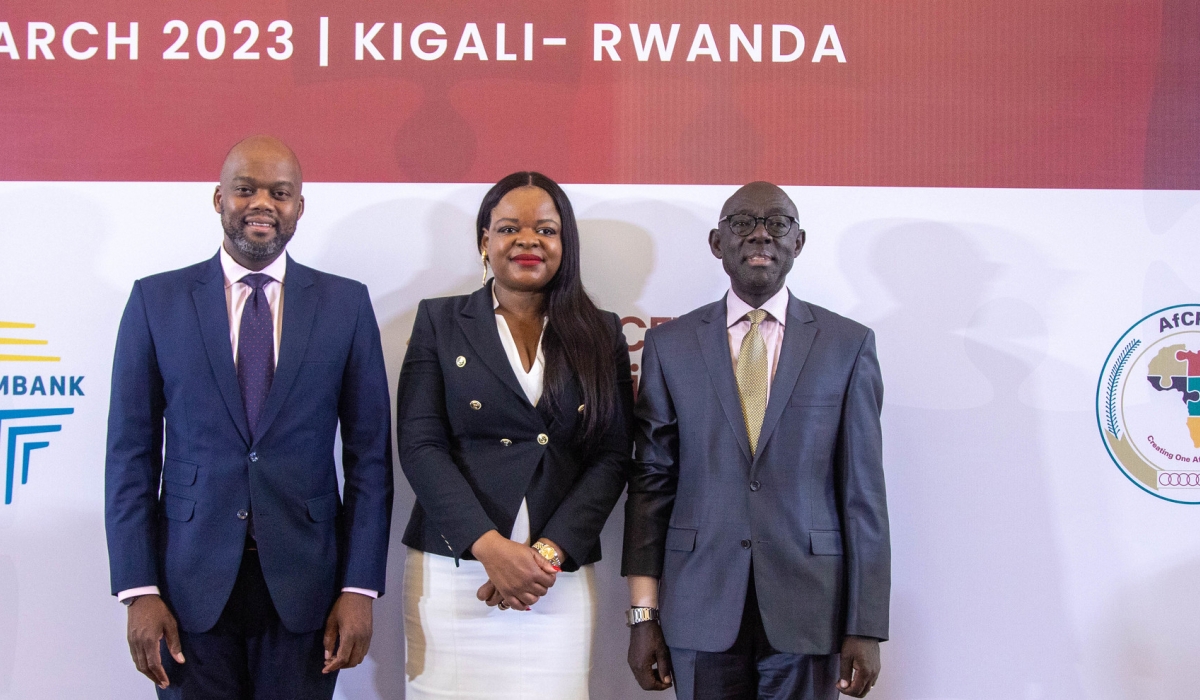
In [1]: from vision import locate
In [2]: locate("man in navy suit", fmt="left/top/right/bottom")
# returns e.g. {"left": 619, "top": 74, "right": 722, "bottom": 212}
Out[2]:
{"left": 105, "top": 136, "right": 394, "bottom": 699}
{"left": 623, "top": 182, "right": 889, "bottom": 699}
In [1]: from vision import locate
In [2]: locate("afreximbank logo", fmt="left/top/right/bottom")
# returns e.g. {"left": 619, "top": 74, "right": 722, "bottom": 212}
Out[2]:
{"left": 0, "top": 321, "right": 80, "bottom": 505}
{"left": 1098, "top": 304, "right": 1200, "bottom": 503}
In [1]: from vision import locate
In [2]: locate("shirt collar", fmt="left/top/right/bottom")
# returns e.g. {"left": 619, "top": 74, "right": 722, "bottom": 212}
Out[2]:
{"left": 727, "top": 286, "right": 790, "bottom": 328}
{"left": 220, "top": 245, "right": 288, "bottom": 288}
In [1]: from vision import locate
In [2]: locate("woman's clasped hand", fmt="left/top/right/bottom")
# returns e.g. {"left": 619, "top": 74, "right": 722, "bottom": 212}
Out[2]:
{"left": 471, "top": 532, "right": 563, "bottom": 610}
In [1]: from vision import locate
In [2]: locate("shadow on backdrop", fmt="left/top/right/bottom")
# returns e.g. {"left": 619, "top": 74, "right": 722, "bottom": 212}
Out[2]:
{"left": 577, "top": 216, "right": 658, "bottom": 700}
{"left": 1092, "top": 556, "right": 1200, "bottom": 700}
{"left": 315, "top": 196, "right": 477, "bottom": 700}
{"left": 0, "top": 555, "right": 14, "bottom": 694}
{"left": 577, "top": 198, "right": 726, "bottom": 315}
{"left": 840, "top": 220, "right": 1084, "bottom": 699}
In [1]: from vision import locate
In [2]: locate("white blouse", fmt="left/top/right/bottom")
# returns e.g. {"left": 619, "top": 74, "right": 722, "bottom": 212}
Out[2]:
{"left": 492, "top": 289, "right": 545, "bottom": 545}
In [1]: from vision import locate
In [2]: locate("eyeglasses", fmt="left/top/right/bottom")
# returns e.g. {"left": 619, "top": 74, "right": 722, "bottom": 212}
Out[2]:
{"left": 719, "top": 214, "right": 797, "bottom": 238}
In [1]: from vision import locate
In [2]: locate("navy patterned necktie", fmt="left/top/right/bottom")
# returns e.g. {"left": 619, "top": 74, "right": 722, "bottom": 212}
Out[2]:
{"left": 237, "top": 273, "right": 275, "bottom": 440}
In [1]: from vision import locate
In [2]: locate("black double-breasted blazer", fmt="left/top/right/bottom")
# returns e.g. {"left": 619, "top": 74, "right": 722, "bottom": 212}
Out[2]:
{"left": 397, "top": 283, "right": 633, "bottom": 569}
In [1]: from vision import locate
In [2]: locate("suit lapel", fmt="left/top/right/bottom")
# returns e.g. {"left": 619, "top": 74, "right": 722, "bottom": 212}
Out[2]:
{"left": 752, "top": 295, "right": 817, "bottom": 473}
{"left": 192, "top": 253, "right": 251, "bottom": 446}
{"left": 458, "top": 283, "right": 536, "bottom": 406}
{"left": 252, "top": 256, "right": 317, "bottom": 445}
{"left": 696, "top": 296, "right": 753, "bottom": 466}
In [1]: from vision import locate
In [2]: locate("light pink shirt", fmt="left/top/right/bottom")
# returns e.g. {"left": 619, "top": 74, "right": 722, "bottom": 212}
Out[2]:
{"left": 221, "top": 245, "right": 286, "bottom": 367}
{"left": 726, "top": 286, "right": 790, "bottom": 406}
{"left": 118, "top": 247, "right": 377, "bottom": 603}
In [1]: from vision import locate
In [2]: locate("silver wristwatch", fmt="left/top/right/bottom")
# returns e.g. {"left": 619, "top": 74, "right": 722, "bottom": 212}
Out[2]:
{"left": 626, "top": 606, "right": 660, "bottom": 626}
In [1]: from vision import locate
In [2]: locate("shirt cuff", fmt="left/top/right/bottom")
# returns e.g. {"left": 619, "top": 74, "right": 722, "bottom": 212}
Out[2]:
{"left": 117, "top": 586, "right": 160, "bottom": 603}
{"left": 341, "top": 587, "right": 379, "bottom": 599}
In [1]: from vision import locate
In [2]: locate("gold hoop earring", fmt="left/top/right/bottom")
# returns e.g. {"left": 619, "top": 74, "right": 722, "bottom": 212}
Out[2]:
{"left": 480, "top": 250, "right": 489, "bottom": 286}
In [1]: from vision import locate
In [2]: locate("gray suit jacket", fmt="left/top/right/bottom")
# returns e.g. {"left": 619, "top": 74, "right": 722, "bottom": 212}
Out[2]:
{"left": 622, "top": 293, "right": 889, "bottom": 655}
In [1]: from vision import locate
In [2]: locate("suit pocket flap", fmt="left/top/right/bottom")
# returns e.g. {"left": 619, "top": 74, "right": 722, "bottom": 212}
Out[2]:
{"left": 789, "top": 392, "right": 841, "bottom": 407}
{"left": 664, "top": 527, "right": 697, "bottom": 552}
{"left": 162, "top": 495, "right": 195, "bottom": 522}
{"left": 810, "top": 530, "right": 844, "bottom": 555}
{"left": 161, "top": 459, "right": 197, "bottom": 486}
{"left": 306, "top": 492, "right": 340, "bottom": 522}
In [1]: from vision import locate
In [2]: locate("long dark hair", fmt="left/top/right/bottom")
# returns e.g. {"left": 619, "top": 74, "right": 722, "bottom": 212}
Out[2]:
{"left": 476, "top": 172, "right": 617, "bottom": 446}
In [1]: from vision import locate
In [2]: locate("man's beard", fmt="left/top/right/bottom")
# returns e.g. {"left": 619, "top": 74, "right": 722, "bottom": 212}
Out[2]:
{"left": 222, "top": 215, "right": 295, "bottom": 262}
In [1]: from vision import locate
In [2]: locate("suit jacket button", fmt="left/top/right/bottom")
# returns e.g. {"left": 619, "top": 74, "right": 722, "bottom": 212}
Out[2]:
{"left": 741, "top": 539, "right": 752, "bottom": 549}
{"left": 577, "top": 404, "right": 585, "bottom": 413}
{"left": 750, "top": 480, "right": 760, "bottom": 491}
{"left": 501, "top": 438, "right": 512, "bottom": 446}
{"left": 237, "top": 509, "right": 249, "bottom": 520}
{"left": 456, "top": 356, "right": 467, "bottom": 367}
{"left": 249, "top": 452, "right": 259, "bottom": 463}
{"left": 537, "top": 433, "right": 549, "bottom": 445}
{"left": 470, "top": 400, "right": 482, "bottom": 410}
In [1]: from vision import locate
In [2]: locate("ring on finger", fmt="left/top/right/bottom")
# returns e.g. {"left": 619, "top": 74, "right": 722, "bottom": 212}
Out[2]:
{"left": 497, "top": 601, "right": 510, "bottom": 610}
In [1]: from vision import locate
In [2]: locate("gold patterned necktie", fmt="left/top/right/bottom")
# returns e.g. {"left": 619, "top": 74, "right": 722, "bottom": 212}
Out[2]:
{"left": 736, "top": 309, "right": 769, "bottom": 457}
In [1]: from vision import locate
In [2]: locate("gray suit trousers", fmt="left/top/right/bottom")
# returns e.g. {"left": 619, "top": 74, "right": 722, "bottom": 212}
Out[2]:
{"left": 669, "top": 571, "right": 839, "bottom": 700}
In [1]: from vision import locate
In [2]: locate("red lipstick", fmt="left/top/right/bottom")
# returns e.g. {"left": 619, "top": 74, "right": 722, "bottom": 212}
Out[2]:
{"left": 512, "top": 254, "right": 542, "bottom": 267}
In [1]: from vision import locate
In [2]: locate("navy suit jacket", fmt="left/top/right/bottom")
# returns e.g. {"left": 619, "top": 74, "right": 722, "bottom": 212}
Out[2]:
{"left": 105, "top": 253, "right": 394, "bottom": 634}
{"left": 622, "top": 293, "right": 890, "bottom": 655}
{"left": 397, "top": 283, "right": 632, "bottom": 568}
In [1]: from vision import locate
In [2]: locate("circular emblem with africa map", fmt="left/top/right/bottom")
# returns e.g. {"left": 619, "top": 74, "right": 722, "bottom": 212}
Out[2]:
{"left": 1098, "top": 304, "right": 1200, "bottom": 503}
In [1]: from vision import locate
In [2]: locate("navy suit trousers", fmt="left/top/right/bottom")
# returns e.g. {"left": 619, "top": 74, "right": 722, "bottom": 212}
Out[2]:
{"left": 156, "top": 549, "right": 336, "bottom": 700}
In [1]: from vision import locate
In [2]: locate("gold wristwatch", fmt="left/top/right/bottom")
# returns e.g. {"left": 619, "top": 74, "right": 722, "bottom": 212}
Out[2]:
{"left": 626, "top": 606, "right": 659, "bottom": 626}
{"left": 532, "top": 541, "right": 562, "bottom": 568}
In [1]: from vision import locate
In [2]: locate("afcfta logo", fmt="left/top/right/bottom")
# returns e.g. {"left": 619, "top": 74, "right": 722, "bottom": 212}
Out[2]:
{"left": 1098, "top": 304, "right": 1200, "bottom": 503}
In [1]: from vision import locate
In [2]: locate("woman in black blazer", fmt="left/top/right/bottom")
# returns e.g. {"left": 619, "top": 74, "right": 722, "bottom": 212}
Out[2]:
{"left": 397, "top": 172, "right": 633, "bottom": 698}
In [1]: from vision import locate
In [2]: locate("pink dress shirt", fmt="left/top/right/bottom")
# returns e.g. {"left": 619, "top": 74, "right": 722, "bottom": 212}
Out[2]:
{"left": 726, "top": 286, "right": 790, "bottom": 406}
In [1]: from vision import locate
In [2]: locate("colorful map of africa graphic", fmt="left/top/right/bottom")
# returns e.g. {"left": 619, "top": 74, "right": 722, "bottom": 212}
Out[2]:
{"left": 1147, "top": 344, "right": 1200, "bottom": 447}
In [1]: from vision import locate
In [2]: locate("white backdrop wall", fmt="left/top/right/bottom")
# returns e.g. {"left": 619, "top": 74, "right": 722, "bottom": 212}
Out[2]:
{"left": 1, "top": 181, "right": 1198, "bottom": 699}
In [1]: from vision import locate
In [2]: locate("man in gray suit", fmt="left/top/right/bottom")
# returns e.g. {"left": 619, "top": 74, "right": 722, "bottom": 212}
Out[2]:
{"left": 622, "top": 182, "right": 889, "bottom": 699}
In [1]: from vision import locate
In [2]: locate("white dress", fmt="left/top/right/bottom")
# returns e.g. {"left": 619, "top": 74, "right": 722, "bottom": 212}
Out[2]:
{"left": 403, "top": 302, "right": 598, "bottom": 699}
